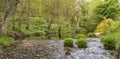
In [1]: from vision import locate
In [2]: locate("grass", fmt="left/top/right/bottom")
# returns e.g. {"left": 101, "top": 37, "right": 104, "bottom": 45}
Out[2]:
{"left": 0, "top": 37, "right": 14, "bottom": 48}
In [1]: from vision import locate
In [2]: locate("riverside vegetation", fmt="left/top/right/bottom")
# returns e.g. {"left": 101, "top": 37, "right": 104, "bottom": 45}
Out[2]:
{"left": 0, "top": 0, "right": 120, "bottom": 59}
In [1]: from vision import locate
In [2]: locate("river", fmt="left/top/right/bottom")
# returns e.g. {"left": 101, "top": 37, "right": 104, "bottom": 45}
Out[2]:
{"left": 47, "top": 38, "right": 117, "bottom": 59}
{"left": 0, "top": 38, "right": 118, "bottom": 59}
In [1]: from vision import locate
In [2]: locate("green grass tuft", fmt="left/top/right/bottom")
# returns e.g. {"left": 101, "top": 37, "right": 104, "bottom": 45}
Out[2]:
{"left": 0, "top": 37, "right": 14, "bottom": 48}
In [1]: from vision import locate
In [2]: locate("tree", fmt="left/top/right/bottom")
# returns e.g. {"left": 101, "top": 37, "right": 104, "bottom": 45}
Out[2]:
{"left": 94, "top": 0, "right": 120, "bottom": 22}
{"left": 1, "top": 0, "right": 19, "bottom": 35}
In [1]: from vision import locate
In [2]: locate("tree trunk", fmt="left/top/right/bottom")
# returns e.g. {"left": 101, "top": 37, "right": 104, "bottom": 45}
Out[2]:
{"left": 1, "top": 0, "right": 19, "bottom": 35}
{"left": 58, "top": 25, "right": 61, "bottom": 39}
{"left": 1, "top": 19, "right": 8, "bottom": 35}
{"left": 26, "top": 0, "right": 30, "bottom": 30}
{"left": 1, "top": 0, "right": 9, "bottom": 35}
{"left": 75, "top": 16, "right": 80, "bottom": 34}
{"left": 46, "top": 19, "right": 52, "bottom": 39}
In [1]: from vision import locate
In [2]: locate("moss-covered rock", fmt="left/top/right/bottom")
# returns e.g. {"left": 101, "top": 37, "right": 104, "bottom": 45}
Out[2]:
{"left": 77, "top": 38, "right": 87, "bottom": 48}
{"left": 64, "top": 38, "right": 74, "bottom": 47}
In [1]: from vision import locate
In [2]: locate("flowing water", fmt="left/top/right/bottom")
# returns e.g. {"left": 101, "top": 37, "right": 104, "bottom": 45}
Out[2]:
{"left": 47, "top": 38, "right": 117, "bottom": 59}
{"left": 0, "top": 38, "right": 118, "bottom": 59}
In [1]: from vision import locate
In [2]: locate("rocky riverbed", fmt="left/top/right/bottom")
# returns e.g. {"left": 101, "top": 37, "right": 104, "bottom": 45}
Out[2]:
{"left": 0, "top": 38, "right": 118, "bottom": 59}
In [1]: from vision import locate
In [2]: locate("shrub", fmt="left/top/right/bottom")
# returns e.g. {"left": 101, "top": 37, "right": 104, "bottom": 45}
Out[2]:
{"left": 64, "top": 38, "right": 74, "bottom": 47}
{"left": 87, "top": 33, "right": 96, "bottom": 37}
{"left": 102, "top": 32, "right": 120, "bottom": 50}
{"left": 102, "top": 34, "right": 117, "bottom": 50}
{"left": 77, "top": 34, "right": 87, "bottom": 39}
{"left": 0, "top": 37, "right": 14, "bottom": 48}
{"left": 107, "top": 22, "right": 120, "bottom": 33}
{"left": 77, "top": 38, "right": 87, "bottom": 48}
{"left": 95, "top": 19, "right": 114, "bottom": 33}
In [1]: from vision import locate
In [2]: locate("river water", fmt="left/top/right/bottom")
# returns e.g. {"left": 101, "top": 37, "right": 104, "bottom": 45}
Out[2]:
{"left": 47, "top": 38, "right": 117, "bottom": 59}
{"left": 0, "top": 38, "right": 118, "bottom": 59}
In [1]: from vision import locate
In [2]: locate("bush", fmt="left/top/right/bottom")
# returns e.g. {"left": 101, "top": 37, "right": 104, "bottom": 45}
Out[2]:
{"left": 64, "top": 38, "right": 74, "bottom": 47}
{"left": 77, "top": 34, "right": 87, "bottom": 39}
{"left": 0, "top": 37, "right": 14, "bottom": 48}
{"left": 102, "top": 34, "right": 117, "bottom": 50}
{"left": 87, "top": 33, "right": 96, "bottom": 37}
{"left": 77, "top": 38, "right": 87, "bottom": 48}
{"left": 95, "top": 19, "right": 114, "bottom": 33}
{"left": 107, "top": 22, "right": 120, "bottom": 33}
{"left": 102, "top": 32, "right": 120, "bottom": 50}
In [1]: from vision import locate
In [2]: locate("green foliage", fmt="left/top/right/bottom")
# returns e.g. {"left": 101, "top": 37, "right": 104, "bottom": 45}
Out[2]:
{"left": 79, "top": 27, "right": 87, "bottom": 35}
{"left": 102, "top": 33, "right": 120, "bottom": 50}
{"left": 1, "top": 0, "right": 120, "bottom": 41}
{"left": 22, "top": 28, "right": 45, "bottom": 36}
{"left": 87, "top": 33, "right": 96, "bottom": 37}
{"left": 94, "top": 0, "right": 120, "bottom": 22}
{"left": 79, "top": 17, "right": 97, "bottom": 33}
{"left": 62, "top": 27, "right": 72, "bottom": 38}
{"left": 107, "top": 22, "right": 120, "bottom": 33}
{"left": 24, "top": 36, "right": 45, "bottom": 40}
{"left": 77, "top": 34, "right": 87, "bottom": 39}
{"left": 108, "top": 22, "right": 120, "bottom": 52}
{"left": 77, "top": 38, "right": 87, "bottom": 48}
{"left": 102, "top": 21, "right": 120, "bottom": 51}
{"left": 84, "top": 0, "right": 101, "bottom": 31}
{"left": 0, "top": 37, "right": 14, "bottom": 48}
{"left": 64, "top": 38, "right": 74, "bottom": 47}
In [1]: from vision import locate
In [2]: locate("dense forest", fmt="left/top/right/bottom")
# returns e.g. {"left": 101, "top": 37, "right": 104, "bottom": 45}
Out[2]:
{"left": 0, "top": 0, "right": 120, "bottom": 59}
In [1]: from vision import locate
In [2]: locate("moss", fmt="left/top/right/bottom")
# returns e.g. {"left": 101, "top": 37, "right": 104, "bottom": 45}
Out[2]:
{"left": 77, "top": 38, "right": 87, "bottom": 48}
{"left": 0, "top": 37, "right": 14, "bottom": 48}
{"left": 64, "top": 38, "right": 74, "bottom": 47}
